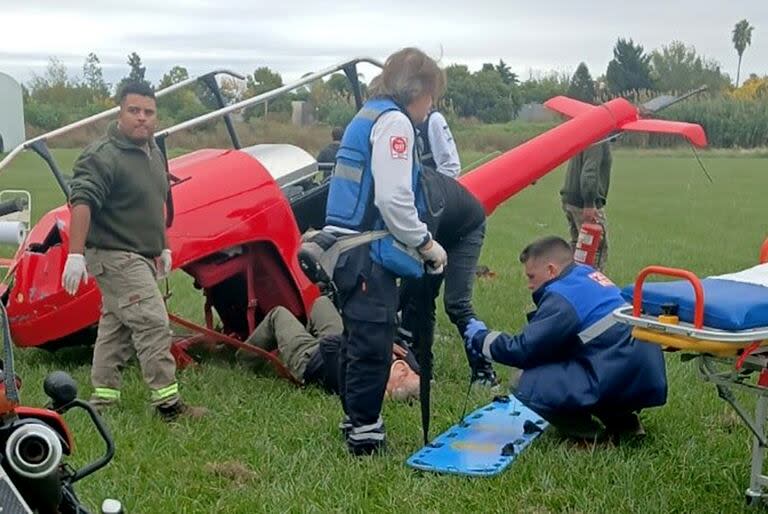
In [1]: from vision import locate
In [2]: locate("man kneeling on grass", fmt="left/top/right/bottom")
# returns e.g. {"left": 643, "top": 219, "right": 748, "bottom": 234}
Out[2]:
{"left": 463, "top": 236, "right": 668, "bottom": 443}
{"left": 239, "top": 296, "right": 421, "bottom": 402}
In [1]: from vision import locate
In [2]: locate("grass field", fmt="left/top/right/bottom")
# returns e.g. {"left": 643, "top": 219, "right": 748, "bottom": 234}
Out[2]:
{"left": 1, "top": 147, "right": 767, "bottom": 513}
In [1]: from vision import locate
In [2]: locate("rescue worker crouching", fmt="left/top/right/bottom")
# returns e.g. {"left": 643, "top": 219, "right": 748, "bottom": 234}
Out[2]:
{"left": 323, "top": 47, "right": 448, "bottom": 456}
{"left": 61, "top": 81, "right": 207, "bottom": 422}
{"left": 464, "top": 236, "right": 667, "bottom": 442}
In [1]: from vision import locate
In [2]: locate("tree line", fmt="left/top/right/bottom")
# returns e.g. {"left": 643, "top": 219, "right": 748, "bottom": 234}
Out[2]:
{"left": 19, "top": 19, "right": 765, "bottom": 148}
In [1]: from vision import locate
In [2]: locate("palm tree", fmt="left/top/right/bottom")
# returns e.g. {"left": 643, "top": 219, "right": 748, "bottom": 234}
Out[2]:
{"left": 732, "top": 19, "right": 754, "bottom": 87}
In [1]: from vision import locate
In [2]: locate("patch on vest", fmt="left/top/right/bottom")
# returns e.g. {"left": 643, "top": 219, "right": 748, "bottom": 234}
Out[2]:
{"left": 390, "top": 136, "right": 409, "bottom": 159}
{"left": 588, "top": 271, "right": 615, "bottom": 287}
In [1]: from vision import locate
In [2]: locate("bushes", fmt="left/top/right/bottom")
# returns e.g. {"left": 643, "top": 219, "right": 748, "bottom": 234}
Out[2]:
{"left": 657, "top": 96, "right": 768, "bottom": 148}
{"left": 316, "top": 98, "right": 356, "bottom": 128}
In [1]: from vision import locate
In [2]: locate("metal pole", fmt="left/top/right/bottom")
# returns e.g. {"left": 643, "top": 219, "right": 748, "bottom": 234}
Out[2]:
{"left": 748, "top": 392, "right": 768, "bottom": 503}
{"left": 0, "top": 70, "right": 243, "bottom": 174}
{"left": 157, "top": 57, "right": 383, "bottom": 139}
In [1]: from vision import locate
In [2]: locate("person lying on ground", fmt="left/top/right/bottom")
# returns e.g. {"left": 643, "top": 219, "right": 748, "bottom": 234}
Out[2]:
{"left": 239, "top": 296, "right": 420, "bottom": 401}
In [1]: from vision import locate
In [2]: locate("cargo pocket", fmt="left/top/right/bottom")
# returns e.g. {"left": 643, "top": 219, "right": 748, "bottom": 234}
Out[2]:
{"left": 83, "top": 258, "right": 108, "bottom": 314}
{"left": 86, "top": 260, "right": 104, "bottom": 278}
{"left": 339, "top": 255, "right": 397, "bottom": 325}
{"left": 118, "top": 287, "right": 168, "bottom": 331}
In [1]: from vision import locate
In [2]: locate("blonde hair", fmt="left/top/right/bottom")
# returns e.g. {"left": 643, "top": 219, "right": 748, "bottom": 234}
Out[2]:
{"left": 369, "top": 47, "right": 446, "bottom": 106}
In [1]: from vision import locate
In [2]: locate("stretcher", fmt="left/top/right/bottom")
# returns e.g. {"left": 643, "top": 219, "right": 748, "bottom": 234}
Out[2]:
{"left": 614, "top": 263, "right": 768, "bottom": 506}
{"left": 406, "top": 394, "right": 548, "bottom": 477}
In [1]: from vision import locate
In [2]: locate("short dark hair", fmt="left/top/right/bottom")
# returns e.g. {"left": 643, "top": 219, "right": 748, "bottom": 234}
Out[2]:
{"left": 331, "top": 126, "right": 344, "bottom": 141}
{"left": 117, "top": 81, "right": 155, "bottom": 104}
{"left": 519, "top": 236, "right": 573, "bottom": 265}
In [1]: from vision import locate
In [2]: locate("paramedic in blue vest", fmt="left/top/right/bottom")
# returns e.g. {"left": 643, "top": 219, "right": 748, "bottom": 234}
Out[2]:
{"left": 324, "top": 48, "right": 448, "bottom": 456}
{"left": 464, "top": 236, "right": 667, "bottom": 441}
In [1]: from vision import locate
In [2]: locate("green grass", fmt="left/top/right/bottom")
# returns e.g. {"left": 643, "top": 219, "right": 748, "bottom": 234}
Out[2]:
{"left": 1, "top": 148, "right": 767, "bottom": 513}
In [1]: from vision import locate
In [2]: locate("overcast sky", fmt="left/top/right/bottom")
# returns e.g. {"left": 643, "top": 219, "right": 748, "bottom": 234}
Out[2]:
{"left": 1, "top": 0, "right": 765, "bottom": 88}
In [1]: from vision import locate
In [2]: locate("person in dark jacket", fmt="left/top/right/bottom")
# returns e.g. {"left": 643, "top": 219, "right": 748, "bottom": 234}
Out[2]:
{"left": 240, "top": 296, "right": 421, "bottom": 401}
{"left": 464, "top": 236, "right": 667, "bottom": 441}
{"left": 398, "top": 166, "right": 499, "bottom": 387}
{"left": 316, "top": 126, "right": 344, "bottom": 164}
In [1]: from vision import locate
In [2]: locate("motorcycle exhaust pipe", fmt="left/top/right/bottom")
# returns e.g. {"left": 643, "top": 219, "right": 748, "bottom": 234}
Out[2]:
{"left": 5, "top": 423, "right": 63, "bottom": 479}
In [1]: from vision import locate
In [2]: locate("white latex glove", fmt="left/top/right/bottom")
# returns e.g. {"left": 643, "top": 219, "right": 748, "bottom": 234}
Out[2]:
{"left": 418, "top": 239, "right": 447, "bottom": 271}
{"left": 156, "top": 249, "right": 172, "bottom": 279}
{"left": 426, "top": 262, "right": 444, "bottom": 275}
{"left": 62, "top": 254, "right": 88, "bottom": 295}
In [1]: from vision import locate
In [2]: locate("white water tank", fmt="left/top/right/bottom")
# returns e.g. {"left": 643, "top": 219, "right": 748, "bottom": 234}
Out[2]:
{"left": 0, "top": 72, "right": 25, "bottom": 153}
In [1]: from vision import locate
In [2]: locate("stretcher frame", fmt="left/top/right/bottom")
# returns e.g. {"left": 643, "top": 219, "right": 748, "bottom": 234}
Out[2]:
{"left": 614, "top": 264, "right": 768, "bottom": 506}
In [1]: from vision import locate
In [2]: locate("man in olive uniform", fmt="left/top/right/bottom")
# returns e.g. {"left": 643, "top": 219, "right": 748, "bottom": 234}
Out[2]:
{"left": 559, "top": 141, "right": 612, "bottom": 271}
{"left": 62, "top": 81, "right": 206, "bottom": 421}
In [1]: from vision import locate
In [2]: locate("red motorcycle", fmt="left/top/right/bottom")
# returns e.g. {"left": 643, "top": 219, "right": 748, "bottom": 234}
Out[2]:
{"left": 0, "top": 303, "right": 121, "bottom": 514}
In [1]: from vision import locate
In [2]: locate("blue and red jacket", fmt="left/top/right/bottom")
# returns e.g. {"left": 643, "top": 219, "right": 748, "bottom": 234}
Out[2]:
{"left": 475, "top": 264, "right": 667, "bottom": 417}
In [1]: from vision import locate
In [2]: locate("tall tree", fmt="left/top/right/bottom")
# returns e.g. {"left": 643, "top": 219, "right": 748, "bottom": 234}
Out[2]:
{"left": 443, "top": 64, "right": 520, "bottom": 122}
{"left": 246, "top": 66, "right": 283, "bottom": 95}
{"left": 732, "top": 19, "right": 754, "bottom": 87}
{"left": 116, "top": 52, "right": 150, "bottom": 96}
{"left": 495, "top": 59, "right": 518, "bottom": 86}
{"left": 159, "top": 65, "right": 189, "bottom": 88}
{"left": 650, "top": 41, "right": 731, "bottom": 93}
{"left": 25, "top": 57, "right": 101, "bottom": 129}
{"left": 82, "top": 53, "right": 110, "bottom": 100}
{"left": 326, "top": 73, "right": 352, "bottom": 99}
{"left": 605, "top": 38, "right": 655, "bottom": 96}
{"left": 518, "top": 71, "right": 570, "bottom": 104}
{"left": 219, "top": 77, "right": 245, "bottom": 104}
{"left": 567, "top": 62, "right": 595, "bottom": 102}
{"left": 244, "top": 66, "right": 286, "bottom": 119}
{"left": 127, "top": 52, "right": 146, "bottom": 82}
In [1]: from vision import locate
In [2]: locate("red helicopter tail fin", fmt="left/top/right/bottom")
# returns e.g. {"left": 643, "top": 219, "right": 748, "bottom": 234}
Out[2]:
{"left": 621, "top": 119, "right": 707, "bottom": 148}
{"left": 543, "top": 96, "right": 594, "bottom": 118}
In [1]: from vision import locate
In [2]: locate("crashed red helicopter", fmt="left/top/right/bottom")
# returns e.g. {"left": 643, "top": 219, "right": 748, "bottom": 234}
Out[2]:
{"left": 0, "top": 57, "right": 707, "bottom": 380}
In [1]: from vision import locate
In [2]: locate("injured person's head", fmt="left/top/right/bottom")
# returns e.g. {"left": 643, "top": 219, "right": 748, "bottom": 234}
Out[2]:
{"left": 386, "top": 358, "right": 420, "bottom": 402}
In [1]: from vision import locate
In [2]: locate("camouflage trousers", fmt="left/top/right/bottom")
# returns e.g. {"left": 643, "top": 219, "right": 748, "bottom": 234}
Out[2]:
{"left": 562, "top": 203, "right": 609, "bottom": 271}
{"left": 85, "top": 248, "right": 179, "bottom": 407}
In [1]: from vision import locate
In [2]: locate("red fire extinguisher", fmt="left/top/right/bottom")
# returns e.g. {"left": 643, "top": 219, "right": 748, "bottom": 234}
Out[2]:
{"left": 574, "top": 223, "right": 604, "bottom": 266}
{"left": 760, "top": 237, "right": 768, "bottom": 264}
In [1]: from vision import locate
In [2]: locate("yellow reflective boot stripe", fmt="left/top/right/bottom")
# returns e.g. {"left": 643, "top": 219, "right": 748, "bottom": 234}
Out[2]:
{"left": 151, "top": 383, "right": 179, "bottom": 401}
{"left": 93, "top": 388, "right": 121, "bottom": 400}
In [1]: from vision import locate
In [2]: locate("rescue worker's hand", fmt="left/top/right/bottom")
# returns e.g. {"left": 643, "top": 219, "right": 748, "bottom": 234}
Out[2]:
{"left": 62, "top": 253, "right": 88, "bottom": 296}
{"left": 582, "top": 207, "right": 598, "bottom": 223}
{"left": 464, "top": 318, "right": 489, "bottom": 361}
{"left": 418, "top": 239, "right": 447, "bottom": 271}
{"left": 157, "top": 249, "right": 172, "bottom": 279}
{"left": 464, "top": 318, "right": 488, "bottom": 342}
{"left": 425, "top": 262, "right": 444, "bottom": 275}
